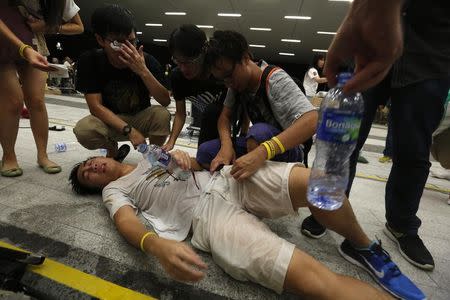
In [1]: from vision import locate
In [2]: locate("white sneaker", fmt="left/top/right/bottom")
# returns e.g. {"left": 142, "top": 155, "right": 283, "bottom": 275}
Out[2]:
{"left": 430, "top": 168, "right": 450, "bottom": 180}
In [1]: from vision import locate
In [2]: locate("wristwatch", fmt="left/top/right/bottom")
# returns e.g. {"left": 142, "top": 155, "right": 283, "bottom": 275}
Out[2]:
{"left": 122, "top": 124, "right": 132, "bottom": 136}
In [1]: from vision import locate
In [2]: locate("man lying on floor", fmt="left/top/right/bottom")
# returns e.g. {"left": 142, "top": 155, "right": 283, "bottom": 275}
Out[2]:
{"left": 69, "top": 150, "right": 425, "bottom": 300}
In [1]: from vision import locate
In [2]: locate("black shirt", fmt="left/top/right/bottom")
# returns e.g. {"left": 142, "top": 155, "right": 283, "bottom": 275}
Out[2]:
{"left": 76, "top": 49, "right": 165, "bottom": 114}
{"left": 170, "top": 67, "right": 227, "bottom": 112}
{"left": 391, "top": 0, "right": 450, "bottom": 87}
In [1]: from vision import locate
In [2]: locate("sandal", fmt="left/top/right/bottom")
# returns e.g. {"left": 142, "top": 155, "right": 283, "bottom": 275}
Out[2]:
{"left": 39, "top": 165, "right": 62, "bottom": 174}
{"left": 1, "top": 167, "right": 23, "bottom": 177}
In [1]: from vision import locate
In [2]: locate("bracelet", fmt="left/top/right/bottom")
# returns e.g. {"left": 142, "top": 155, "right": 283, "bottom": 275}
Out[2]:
{"left": 261, "top": 142, "right": 272, "bottom": 160}
{"left": 139, "top": 231, "right": 157, "bottom": 252}
{"left": 19, "top": 44, "right": 32, "bottom": 59}
{"left": 271, "top": 136, "right": 286, "bottom": 154}
{"left": 261, "top": 141, "right": 276, "bottom": 160}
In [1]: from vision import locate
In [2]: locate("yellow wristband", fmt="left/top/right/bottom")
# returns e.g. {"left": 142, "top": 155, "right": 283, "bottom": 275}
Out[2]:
{"left": 139, "top": 231, "right": 157, "bottom": 252}
{"left": 19, "top": 44, "right": 32, "bottom": 59}
{"left": 271, "top": 136, "right": 286, "bottom": 154}
{"left": 261, "top": 142, "right": 272, "bottom": 160}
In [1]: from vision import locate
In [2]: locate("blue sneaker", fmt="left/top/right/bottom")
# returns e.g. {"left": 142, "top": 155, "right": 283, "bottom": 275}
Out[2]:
{"left": 339, "top": 239, "right": 426, "bottom": 300}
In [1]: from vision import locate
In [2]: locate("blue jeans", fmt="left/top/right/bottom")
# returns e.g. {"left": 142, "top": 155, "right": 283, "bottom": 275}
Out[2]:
{"left": 196, "top": 123, "right": 302, "bottom": 165}
{"left": 346, "top": 75, "right": 450, "bottom": 235}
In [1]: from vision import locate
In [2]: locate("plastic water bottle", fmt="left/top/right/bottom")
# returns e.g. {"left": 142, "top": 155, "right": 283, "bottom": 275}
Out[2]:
{"left": 137, "top": 144, "right": 190, "bottom": 180}
{"left": 50, "top": 142, "right": 107, "bottom": 155}
{"left": 52, "top": 142, "right": 79, "bottom": 153}
{"left": 307, "top": 72, "right": 364, "bottom": 210}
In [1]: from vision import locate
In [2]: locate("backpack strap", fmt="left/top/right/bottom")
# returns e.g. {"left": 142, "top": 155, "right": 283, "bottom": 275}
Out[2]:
{"left": 256, "top": 64, "right": 283, "bottom": 130}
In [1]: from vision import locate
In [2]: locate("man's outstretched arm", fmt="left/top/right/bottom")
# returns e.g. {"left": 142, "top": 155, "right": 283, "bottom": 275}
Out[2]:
{"left": 113, "top": 205, "right": 207, "bottom": 282}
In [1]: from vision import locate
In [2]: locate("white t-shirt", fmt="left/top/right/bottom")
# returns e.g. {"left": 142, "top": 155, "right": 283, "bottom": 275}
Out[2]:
{"left": 102, "top": 160, "right": 211, "bottom": 241}
{"left": 18, "top": 0, "right": 79, "bottom": 22}
{"left": 62, "top": 0, "right": 80, "bottom": 22}
{"left": 303, "top": 67, "right": 319, "bottom": 97}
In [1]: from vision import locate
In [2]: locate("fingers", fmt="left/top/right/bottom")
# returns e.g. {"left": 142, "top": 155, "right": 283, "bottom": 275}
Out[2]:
{"left": 168, "top": 245, "right": 207, "bottom": 282}
{"left": 209, "top": 158, "right": 221, "bottom": 173}
{"left": 342, "top": 60, "right": 391, "bottom": 94}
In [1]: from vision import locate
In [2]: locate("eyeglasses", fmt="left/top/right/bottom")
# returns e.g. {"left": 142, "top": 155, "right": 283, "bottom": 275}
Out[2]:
{"left": 171, "top": 53, "right": 204, "bottom": 67}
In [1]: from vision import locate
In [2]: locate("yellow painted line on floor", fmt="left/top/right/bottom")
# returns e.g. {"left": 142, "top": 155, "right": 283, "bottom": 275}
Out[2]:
{"left": 356, "top": 173, "right": 450, "bottom": 194}
{"left": 0, "top": 241, "right": 156, "bottom": 300}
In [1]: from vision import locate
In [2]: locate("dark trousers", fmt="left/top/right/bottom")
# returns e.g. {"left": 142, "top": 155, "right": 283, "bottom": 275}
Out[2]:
{"left": 198, "top": 102, "right": 223, "bottom": 147}
{"left": 346, "top": 75, "right": 450, "bottom": 235}
{"left": 383, "top": 108, "right": 394, "bottom": 158}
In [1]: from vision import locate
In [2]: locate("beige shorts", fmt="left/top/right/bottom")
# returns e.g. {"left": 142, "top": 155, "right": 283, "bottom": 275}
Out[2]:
{"left": 191, "top": 161, "right": 301, "bottom": 294}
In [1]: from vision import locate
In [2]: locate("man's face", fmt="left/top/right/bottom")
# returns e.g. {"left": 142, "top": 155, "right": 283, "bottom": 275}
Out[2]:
{"left": 172, "top": 52, "right": 204, "bottom": 80}
{"left": 211, "top": 57, "right": 251, "bottom": 92}
{"left": 97, "top": 31, "right": 138, "bottom": 68}
{"left": 77, "top": 157, "right": 120, "bottom": 189}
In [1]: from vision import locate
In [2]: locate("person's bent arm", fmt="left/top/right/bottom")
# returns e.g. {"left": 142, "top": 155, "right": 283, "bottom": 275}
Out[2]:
{"left": 58, "top": 13, "right": 84, "bottom": 35}
{"left": 209, "top": 106, "right": 236, "bottom": 172}
{"left": 0, "top": 20, "right": 53, "bottom": 71}
{"left": 324, "top": 0, "right": 404, "bottom": 94}
{"left": 313, "top": 76, "right": 328, "bottom": 84}
{"left": 85, "top": 93, "right": 145, "bottom": 147}
{"left": 113, "top": 206, "right": 207, "bottom": 282}
{"left": 162, "top": 100, "right": 186, "bottom": 151}
{"left": 119, "top": 41, "right": 171, "bottom": 107}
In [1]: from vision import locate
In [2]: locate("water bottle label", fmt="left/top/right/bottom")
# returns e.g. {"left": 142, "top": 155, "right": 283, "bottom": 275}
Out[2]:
{"left": 317, "top": 109, "right": 362, "bottom": 144}
{"left": 157, "top": 151, "right": 171, "bottom": 168}
{"left": 55, "top": 143, "right": 67, "bottom": 152}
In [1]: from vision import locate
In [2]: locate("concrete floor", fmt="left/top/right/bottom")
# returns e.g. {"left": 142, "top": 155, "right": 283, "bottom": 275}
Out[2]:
{"left": 0, "top": 94, "right": 449, "bottom": 299}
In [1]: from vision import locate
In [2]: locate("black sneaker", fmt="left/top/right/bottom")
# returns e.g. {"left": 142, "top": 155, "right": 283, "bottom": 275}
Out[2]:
{"left": 384, "top": 223, "right": 435, "bottom": 270}
{"left": 339, "top": 239, "right": 426, "bottom": 300}
{"left": 114, "top": 144, "right": 131, "bottom": 163}
{"left": 301, "top": 215, "right": 326, "bottom": 239}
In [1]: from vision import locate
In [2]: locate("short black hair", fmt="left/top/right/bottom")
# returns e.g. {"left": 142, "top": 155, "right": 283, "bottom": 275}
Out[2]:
{"left": 312, "top": 54, "right": 325, "bottom": 69}
{"left": 206, "top": 30, "right": 251, "bottom": 66}
{"left": 69, "top": 159, "right": 102, "bottom": 195}
{"left": 168, "top": 24, "right": 207, "bottom": 58}
{"left": 91, "top": 4, "right": 135, "bottom": 38}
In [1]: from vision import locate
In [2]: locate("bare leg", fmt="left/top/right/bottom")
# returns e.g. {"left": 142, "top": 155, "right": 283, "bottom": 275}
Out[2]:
{"left": 18, "top": 64, "right": 60, "bottom": 169}
{"left": 0, "top": 63, "right": 23, "bottom": 171}
{"left": 284, "top": 248, "right": 391, "bottom": 299}
{"left": 288, "top": 166, "right": 371, "bottom": 247}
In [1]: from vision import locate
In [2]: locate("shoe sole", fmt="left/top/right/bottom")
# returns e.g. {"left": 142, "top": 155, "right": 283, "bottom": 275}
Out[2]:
{"left": 301, "top": 229, "right": 326, "bottom": 239}
{"left": 383, "top": 227, "right": 434, "bottom": 271}
{"left": 337, "top": 246, "right": 404, "bottom": 299}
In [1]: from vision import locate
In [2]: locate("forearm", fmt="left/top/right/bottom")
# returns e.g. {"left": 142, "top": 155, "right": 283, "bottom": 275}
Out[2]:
{"left": 114, "top": 210, "right": 160, "bottom": 256}
{"left": 58, "top": 22, "right": 83, "bottom": 35}
{"left": 261, "top": 110, "right": 318, "bottom": 154}
{"left": 217, "top": 112, "right": 233, "bottom": 148}
{"left": 140, "top": 69, "right": 171, "bottom": 106}
{"left": 350, "top": 0, "right": 403, "bottom": 20}
{"left": 167, "top": 112, "right": 186, "bottom": 145}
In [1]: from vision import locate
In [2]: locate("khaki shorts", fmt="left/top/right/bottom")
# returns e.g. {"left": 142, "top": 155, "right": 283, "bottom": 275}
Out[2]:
{"left": 73, "top": 106, "right": 170, "bottom": 150}
{"left": 191, "top": 161, "right": 301, "bottom": 294}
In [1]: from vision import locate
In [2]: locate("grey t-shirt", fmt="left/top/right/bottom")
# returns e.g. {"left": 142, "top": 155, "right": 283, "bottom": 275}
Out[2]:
{"left": 224, "top": 61, "right": 315, "bottom": 129}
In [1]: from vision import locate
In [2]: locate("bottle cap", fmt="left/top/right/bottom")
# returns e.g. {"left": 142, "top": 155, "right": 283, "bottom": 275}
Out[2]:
{"left": 137, "top": 143, "right": 148, "bottom": 153}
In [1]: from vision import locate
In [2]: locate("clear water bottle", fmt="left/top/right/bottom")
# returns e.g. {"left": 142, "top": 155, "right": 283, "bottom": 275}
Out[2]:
{"left": 52, "top": 142, "right": 78, "bottom": 153}
{"left": 50, "top": 142, "right": 106, "bottom": 155}
{"left": 137, "top": 144, "right": 191, "bottom": 180}
{"left": 307, "top": 72, "right": 364, "bottom": 210}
